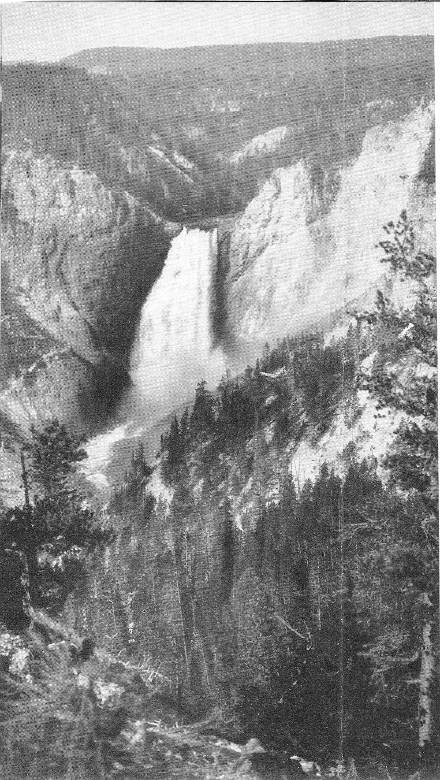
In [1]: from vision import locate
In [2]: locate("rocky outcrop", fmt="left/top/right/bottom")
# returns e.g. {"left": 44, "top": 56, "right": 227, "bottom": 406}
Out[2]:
{"left": 1, "top": 151, "right": 177, "bottom": 393}
{"left": 221, "top": 104, "right": 435, "bottom": 365}
{"left": 230, "top": 127, "right": 294, "bottom": 166}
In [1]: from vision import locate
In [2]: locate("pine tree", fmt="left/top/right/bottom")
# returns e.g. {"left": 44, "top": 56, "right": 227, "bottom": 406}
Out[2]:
{"left": 219, "top": 498, "right": 234, "bottom": 605}
{"left": 162, "top": 415, "right": 186, "bottom": 483}
{"left": 358, "top": 213, "right": 438, "bottom": 765}
{"left": 0, "top": 420, "right": 112, "bottom": 617}
{"left": 24, "top": 418, "right": 87, "bottom": 501}
{"left": 190, "top": 380, "right": 215, "bottom": 440}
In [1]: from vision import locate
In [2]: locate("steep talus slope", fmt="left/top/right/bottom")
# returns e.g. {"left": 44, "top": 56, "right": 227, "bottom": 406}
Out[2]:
{"left": 221, "top": 104, "right": 435, "bottom": 364}
{"left": 230, "top": 126, "right": 295, "bottom": 165}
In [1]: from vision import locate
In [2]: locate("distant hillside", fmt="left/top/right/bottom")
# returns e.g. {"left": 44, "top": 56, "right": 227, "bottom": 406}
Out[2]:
{"left": 64, "top": 36, "right": 433, "bottom": 78}
{"left": 3, "top": 37, "right": 434, "bottom": 221}
{"left": 1, "top": 64, "right": 210, "bottom": 220}
{"left": 63, "top": 37, "right": 434, "bottom": 161}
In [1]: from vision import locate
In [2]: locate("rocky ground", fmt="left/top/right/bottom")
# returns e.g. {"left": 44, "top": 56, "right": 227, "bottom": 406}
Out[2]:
{"left": 0, "top": 610, "right": 425, "bottom": 780}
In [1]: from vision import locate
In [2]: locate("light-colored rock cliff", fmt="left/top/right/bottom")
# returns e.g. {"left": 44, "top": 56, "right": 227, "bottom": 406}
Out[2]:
{"left": 223, "top": 104, "right": 435, "bottom": 364}
{"left": 230, "top": 126, "right": 294, "bottom": 165}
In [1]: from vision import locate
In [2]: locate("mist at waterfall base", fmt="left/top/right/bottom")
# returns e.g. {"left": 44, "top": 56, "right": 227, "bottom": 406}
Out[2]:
{"left": 84, "top": 227, "right": 227, "bottom": 489}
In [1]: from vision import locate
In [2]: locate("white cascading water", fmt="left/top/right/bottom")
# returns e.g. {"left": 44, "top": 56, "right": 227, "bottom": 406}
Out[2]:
{"left": 130, "top": 227, "right": 225, "bottom": 415}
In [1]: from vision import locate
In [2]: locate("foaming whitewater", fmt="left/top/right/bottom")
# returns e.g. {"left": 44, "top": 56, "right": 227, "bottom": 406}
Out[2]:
{"left": 131, "top": 227, "right": 225, "bottom": 415}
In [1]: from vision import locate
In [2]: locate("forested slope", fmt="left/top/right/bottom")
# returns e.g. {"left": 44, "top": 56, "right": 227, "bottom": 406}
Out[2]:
{"left": 59, "top": 214, "right": 437, "bottom": 778}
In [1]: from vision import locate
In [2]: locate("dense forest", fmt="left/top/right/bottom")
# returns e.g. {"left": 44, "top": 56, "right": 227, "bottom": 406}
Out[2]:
{"left": 1, "top": 214, "right": 437, "bottom": 779}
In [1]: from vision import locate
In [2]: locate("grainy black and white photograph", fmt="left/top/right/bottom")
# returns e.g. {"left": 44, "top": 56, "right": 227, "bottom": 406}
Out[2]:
{"left": 0, "top": 1, "right": 437, "bottom": 778}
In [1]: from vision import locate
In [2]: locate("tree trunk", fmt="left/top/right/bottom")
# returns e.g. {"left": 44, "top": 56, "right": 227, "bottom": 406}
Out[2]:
{"left": 173, "top": 537, "right": 194, "bottom": 681}
{"left": 20, "top": 450, "right": 30, "bottom": 508}
{"left": 419, "top": 595, "right": 435, "bottom": 752}
{"left": 25, "top": 545, "right": 40, "bottom": 606}
{"left": 220, "top": 500, "right": 234, "bottom": 604}
{"left": 308, "top": 558, "right": 322, "bottom": 631}
{"left": 338, "top": 486, "right": 345, "bottom": 763}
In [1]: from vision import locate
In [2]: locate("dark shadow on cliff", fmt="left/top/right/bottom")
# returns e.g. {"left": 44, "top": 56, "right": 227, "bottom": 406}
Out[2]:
{"left": 93, "top": 209, "right": 174, "bottom": 361}
{"left": 77, "top": 355, "right": 131, "bottom": 426}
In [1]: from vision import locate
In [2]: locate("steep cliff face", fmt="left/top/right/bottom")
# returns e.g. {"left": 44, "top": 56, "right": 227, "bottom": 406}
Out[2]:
{"left": 3, "top": 151, "right": 177, "bottom": 360}
{"left": 222, "top": 104, "right": 435, "bottom": 364}
{"left": 1, "top": 150, "right": 177, "bottom": 502}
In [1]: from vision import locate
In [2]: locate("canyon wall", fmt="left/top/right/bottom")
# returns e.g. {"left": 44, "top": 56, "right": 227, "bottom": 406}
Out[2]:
{"left": 221, "top": 103, "right": 435, "bottom": 365}
{"left": 1, "top": 151, "right": 178, "bottom": 503}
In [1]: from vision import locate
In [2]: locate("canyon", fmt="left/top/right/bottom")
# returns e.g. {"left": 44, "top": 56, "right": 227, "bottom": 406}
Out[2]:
{"left": 0, "top": 33, "right": 437, "bottom": 779}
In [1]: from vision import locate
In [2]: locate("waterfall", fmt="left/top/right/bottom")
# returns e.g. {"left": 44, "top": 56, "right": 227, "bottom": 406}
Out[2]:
{"left": 131, "top": 227, "right": 225, "bottom": 415}
{"left": 84, "top": 227, "right": 225, "bottom": 488}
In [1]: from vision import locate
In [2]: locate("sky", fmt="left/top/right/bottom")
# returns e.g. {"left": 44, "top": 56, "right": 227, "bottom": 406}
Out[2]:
{"left": 1, "top": 1, "right": 434, "bottom": 63}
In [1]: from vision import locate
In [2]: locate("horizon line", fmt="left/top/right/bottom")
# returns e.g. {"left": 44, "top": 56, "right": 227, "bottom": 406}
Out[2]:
{"left": 3, "top": 32, "right": 434, "bottom": 66}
